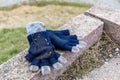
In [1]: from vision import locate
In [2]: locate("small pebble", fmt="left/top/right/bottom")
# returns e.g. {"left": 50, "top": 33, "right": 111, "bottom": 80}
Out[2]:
{"left": 109, "top": 54, "right": 113, "bottom": 58}
{"left": 101, "top": 58, "right": 109, "bottom": 64}
{"left": 104, "top": 61, "right": 109, "bottom": 64}
{"left": 105, "top": 58, "right": 109, "bottom": 62}
{"left": 115, "top": 48, "right": 120, "bottom": 52}
{"left": 104, "top": 59, "right": 109, "bottom": 64}
{"left": 117, "top": 54, "right": 120, "bottom": 58}
{"left": 114, "top": 51, "right": 120, "bottom": 58}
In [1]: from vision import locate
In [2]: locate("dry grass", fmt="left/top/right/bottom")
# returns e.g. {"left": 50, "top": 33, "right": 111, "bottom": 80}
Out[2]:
{"left": 0, "top": 5, "right": 89, "bottom": 29}
{"left": 58, "top": 32, "right": 119, "bottom": 80}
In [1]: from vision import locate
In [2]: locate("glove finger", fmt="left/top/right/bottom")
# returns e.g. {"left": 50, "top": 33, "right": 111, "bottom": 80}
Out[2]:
{"left": 53, "top": 62, "right": 63, "bottom": 70}
{"left": 69, "top": 35, "right": 78, "bottom": 39}
{"left": 71, "top": 46, "right": 80, "bottom": 53}
{"left": 58, "top": 56, "right": 67, "bottom": 64}
{"left": 41, "top": 59, "right": 52, "bottom": 75}
{"left": 69, "top": 39, "right": 79, "bottom": 44}
{"left": 30, "top": 59, "right": 40, "bottom": 72}
{"left": 54, "top": 52, "right": 67, "bottom": 64}
{"left": 25, "top": 53, "right": 35, "bottom": 62}
{"left": 54, "top": 52, "right": 61, "bottom": 59}
{"left": 40, "top": 59, "right": 50, "bottom": 66}
{"left": 50, "top": 52, "right": 61, "bottom": 59}
{"left": 31, "top": 59, "right": 40, "bottom": 66}
{"left": 68, "top": 43, "right": 77, "bottom": 46}
{"left": 79, "top": 41, "right": 87, "bottom": 45}
{"left": 51, "top": 52, "right": 67, "bottom": 64}
{"left": 60, "top": 35, "right": 77, "bottom": 40}
{"left": 41, "top": 66, "right": 51, "bottom": 75}
{"left": 29, "top": 65, "right": 39, "bottom": 72}
{"left": 77, "top": 41, "right": 87, "bottom": 48}
{"left": 48, "top": 57, "right": 58, "bottom": 65}
{"left": 52, "top": 29, "right": 70, "bottom": 36}
{"left": 64, "top": 45, "right": 72, "bottom": 51}
{"left": 60, "top": 29, "right": 70, "bottom": 35}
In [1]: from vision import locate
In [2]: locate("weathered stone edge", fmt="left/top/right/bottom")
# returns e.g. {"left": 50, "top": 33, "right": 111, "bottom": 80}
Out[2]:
{"left": 31, "top": 18, "right": 104, "bottom": 80}
{"left": 85, "top": 5, "right": 120, "bottom": 45}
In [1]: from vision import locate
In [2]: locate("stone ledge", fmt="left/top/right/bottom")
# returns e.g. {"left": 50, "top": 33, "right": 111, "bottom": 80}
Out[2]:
{"left": 0, "top": 14, "right": 103, "bottom": 80}
{"left": 31, "top": 14, "right": 104, "bottom": 80}
{"left": 85, "top": 4, "right": 120, "bottom": 45}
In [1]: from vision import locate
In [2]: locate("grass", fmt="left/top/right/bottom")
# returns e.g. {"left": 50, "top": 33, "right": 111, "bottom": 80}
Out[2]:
{"left": 29, "top": 1, "right": 91, "bottom": 8}
{"left": 0, "top": 1, "right": 91, "bottom": 11}
{"left": 0, "top": 28, "right": 28, "bottom": 64}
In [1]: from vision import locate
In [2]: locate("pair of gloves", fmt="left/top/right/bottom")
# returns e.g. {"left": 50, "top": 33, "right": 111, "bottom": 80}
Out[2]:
{"left": 25, "top": 21, "right": 87, "bottom": 75}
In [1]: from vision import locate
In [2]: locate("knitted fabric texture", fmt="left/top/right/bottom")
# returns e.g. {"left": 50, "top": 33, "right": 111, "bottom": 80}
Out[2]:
{"left": 25, "top": 29, "right": 79, "bottom": 67}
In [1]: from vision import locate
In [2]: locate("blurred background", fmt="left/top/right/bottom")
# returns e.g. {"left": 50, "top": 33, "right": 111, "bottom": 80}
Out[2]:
{"left": 0, "top": 0, "right": 120, "bottom": 8}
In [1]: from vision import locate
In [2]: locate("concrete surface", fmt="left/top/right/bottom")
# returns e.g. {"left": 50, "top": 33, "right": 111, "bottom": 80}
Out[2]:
{"left": 79, "top": 57, "right": 120, "bottom": 80}
{"left": 85, "top": 4, "right": 120, "bottom": 45}
{"left": 0, "top": 14, "right": 103, "bottom": 80}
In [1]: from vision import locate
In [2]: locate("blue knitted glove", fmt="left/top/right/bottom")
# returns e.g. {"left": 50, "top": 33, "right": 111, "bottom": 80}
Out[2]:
{"left": 25, "top": 21, "right": 86, "bottom": 75}
{"left": 48, "top": 29, "right": 70, "bottom": 36}
{"left": 29, "top": 58, "right": 51, "bottom": 75}
{"left": 48, "top": 30, "right": 87, "bottom": 53}
{"left": 48, "top": 32, "right": 80, "bottom": 53}
{"left": 28, "top": 51, "right": 67, "bottom": 75}
{"left": 27, "top": 52, "right": 51, "bottom": 73}
{"left": 29, "top": 58, "right": 40, "bottom": 72}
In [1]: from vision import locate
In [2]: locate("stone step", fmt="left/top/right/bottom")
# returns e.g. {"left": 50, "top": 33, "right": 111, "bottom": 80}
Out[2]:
{"left": 85, "top": 4, "right": 120, "bottom": 45}
{"left": 79, "top": 57, "right": 120, "bottom": 80}
{"left": 0, "top": 14, "right": 104, "bottom": 80}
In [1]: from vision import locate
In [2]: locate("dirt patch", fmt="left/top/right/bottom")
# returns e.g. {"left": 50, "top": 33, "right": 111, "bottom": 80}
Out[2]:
{"left": 0, "top": 5, "right": 88, "bottom": 29}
